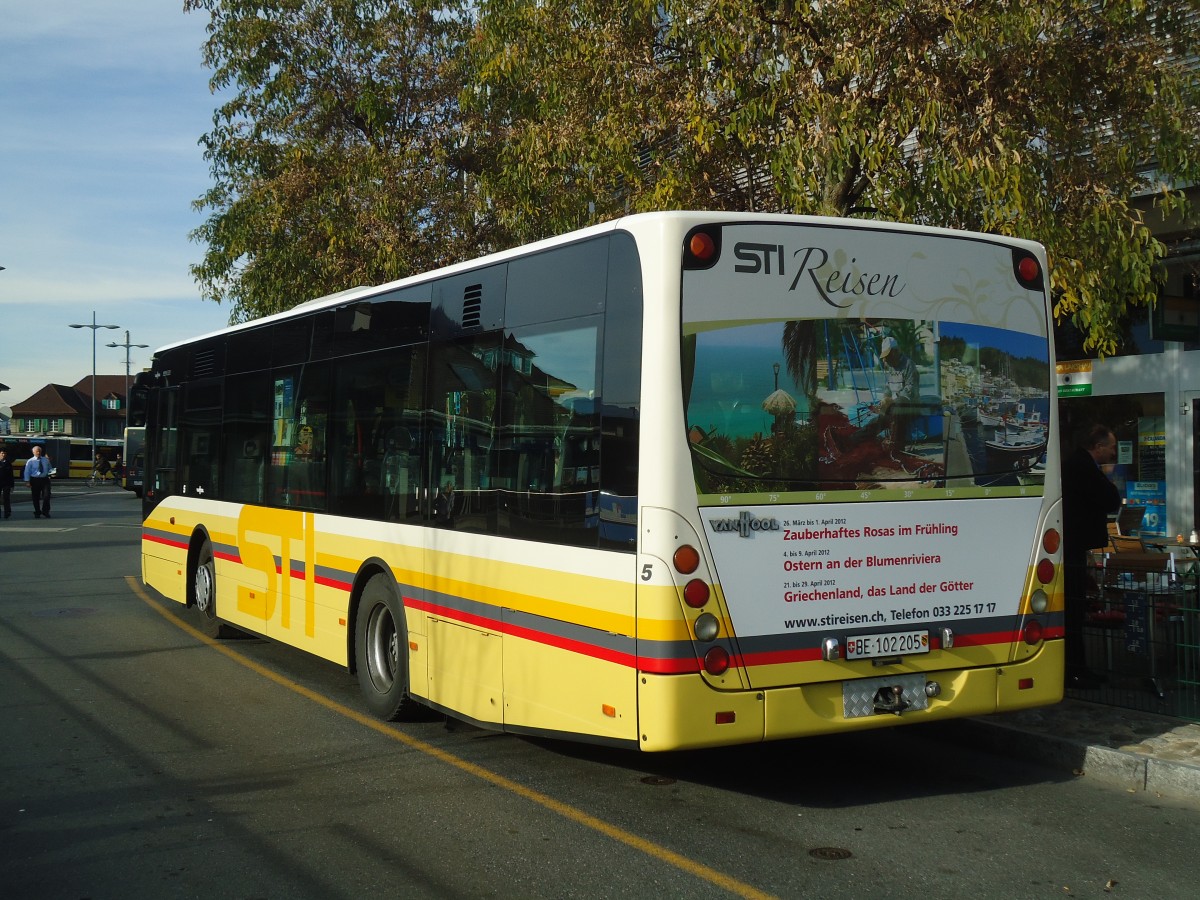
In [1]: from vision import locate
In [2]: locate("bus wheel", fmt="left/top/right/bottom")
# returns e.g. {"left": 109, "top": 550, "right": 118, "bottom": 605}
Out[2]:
{"left": 193, "top": 540, "right": 235, "bottom": 639}
{"left": 355, "top": 574, "right": 418, "bottom": 721}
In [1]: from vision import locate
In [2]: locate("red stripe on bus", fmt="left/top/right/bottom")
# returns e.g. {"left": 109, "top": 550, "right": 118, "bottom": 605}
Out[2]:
{"left": 947, "top": 630, "right": 1019, "bottom": 647}
{"left": 635, "top": 656, "right": 705, "bottom": 674}
{"left": 405, "top": 596, "right": 707, "bottom": 672}
{"left": 143, "top": 532, "right": 188, "bottom": 550}
{"left": 503, "top": 620, "right": 637, "bottom": 667}
{"left": 738, "top": 647, "right": 823, "bottom": 666}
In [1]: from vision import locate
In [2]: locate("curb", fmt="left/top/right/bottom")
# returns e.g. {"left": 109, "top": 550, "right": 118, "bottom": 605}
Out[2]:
{"left": 952, "top": 716, "right": 1200, "bottom": 805}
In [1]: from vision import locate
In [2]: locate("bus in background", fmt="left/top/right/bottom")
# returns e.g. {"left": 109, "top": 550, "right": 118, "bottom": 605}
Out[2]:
{"left": 4, "top": 437, "right": 123, "bottom": 479}
{"left": 122, "top": 427, "right": 146, "bottom": 496}
{"left": 140, "top": 211, "right": 1062, "bottom": 751}
{"left": 68, "top": 438, "right": 122, "bottom": 480}
{"left": 3, "top": 437, "right": 70, "bottom": 478}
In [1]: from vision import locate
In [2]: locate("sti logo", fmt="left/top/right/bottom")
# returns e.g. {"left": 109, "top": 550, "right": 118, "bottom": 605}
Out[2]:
{"left": 732, "top": 242, "right": 907, "bottom": 308}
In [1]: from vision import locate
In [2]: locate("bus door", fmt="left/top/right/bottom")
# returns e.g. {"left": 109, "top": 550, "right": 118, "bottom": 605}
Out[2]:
{"left": 423, "top": 268, "right": 506, "bottom": 724}
{"left": 178, "top": 378, "right": 223, "bottom": 501}
{"left": 145, "top": 386, "right": 179, "bottom": 512}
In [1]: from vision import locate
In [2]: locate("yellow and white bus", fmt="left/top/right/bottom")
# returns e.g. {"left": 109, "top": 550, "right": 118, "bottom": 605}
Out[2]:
{"left": 140, "top": 211, "right": 1063, "bottom": 750}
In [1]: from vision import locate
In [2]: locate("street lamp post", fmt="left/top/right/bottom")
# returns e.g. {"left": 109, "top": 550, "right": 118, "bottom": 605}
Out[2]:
{"left": 106, "top": 330, "right": 148, "bottom": 429}
{"left": 69, "top": 312, "right": 120, "bottom": 464}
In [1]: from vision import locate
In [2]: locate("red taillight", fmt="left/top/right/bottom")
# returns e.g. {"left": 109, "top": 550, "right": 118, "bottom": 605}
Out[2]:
{"left": 683, "top": 227, "right": 721, "bottom": 269}
{"left": 1042, "top": 529, "right": 1060, "bottom": 554}
{"left": 688, "top": 232, "right": 715, "bottom": 262}
{"left": 703, "top": 646, "right": 730, "bottom": 674}
{"left": 1014, "top": 252, "right": 1043, "bottom": 289}
{"left": 1036, "top": 559, "right": 1056, "bottom": 584}
{"left": 1041, "top": 528, "right": 1060, "bottom": 556}
{"left": 1023, "top": 620, "right": 1044, "bottom": 645}
{"left": 683, "top": 578, "right": 710, "bottom": 608}
{"left": 673, "top": 545, "right": 700, "bottom": 574}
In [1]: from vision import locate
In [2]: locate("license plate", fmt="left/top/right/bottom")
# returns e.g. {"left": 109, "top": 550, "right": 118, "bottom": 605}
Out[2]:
{"left": 845, "top": 630, "right": 929, "bottom": 660}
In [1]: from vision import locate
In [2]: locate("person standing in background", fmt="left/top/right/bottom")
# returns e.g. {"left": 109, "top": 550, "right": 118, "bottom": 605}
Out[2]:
{"left": 0, "top": 448, "right": 13, "bottom": 518}
{"left": 23, "top": 444, "right": 53, "bottom": 518}
{"left": 1060, "top": 424, "right": 1121, "bottom": 689}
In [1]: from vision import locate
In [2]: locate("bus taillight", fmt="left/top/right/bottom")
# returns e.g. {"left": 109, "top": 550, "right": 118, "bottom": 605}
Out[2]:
{"left": 1042, "top": 528, "right": 1060, "bottom": 554}
{"left": 683, "top": 228, "right": 720, "bottom": 269}
{"left": 689, "top": 232, "right": 714, "bottom": 260}
{"left": 683, "top": 579, "right": 710, "bottom": 608}
{"left": 1013, "top": 251, "right": 1044, "bottom": 290}
{"left": 704, "top": 646, "right": 730, "bottom": 675}
{"left": 694, "top": 612, "right": 720, "bottom": 642}
{"left": 673, "top": 545, "right": 700, "bottom": 574}
{"left": 1036, "top": 558, "right": 1055, "bottom": 584}
{"left": 1030, "top": 589, "right": 1049, "bottom": 614}
{"left": 1023, "top": 620, "right": 1045, "bottom": 645}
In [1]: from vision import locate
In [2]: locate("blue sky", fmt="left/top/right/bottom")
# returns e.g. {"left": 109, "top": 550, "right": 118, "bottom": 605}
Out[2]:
{"left": 0, "top": 3, "right": 232, "bottom": 410}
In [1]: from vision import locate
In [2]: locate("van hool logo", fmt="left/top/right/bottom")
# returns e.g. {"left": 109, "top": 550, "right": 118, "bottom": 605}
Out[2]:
{"left": 709, "top": 511, "right": 781, "bottom": 537}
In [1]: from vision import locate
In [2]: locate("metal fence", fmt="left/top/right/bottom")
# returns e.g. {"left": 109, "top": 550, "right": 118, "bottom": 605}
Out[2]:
{"left": 1069, "top": 555, "right": 1200, "bottom": 720}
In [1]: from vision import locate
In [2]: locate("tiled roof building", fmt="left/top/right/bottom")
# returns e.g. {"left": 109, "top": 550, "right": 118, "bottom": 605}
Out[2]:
{"left": 10, "top": 375, "right": 128, "bottom": 440}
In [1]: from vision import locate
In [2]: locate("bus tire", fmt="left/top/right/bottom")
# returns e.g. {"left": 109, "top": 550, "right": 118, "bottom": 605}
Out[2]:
{"left": 192, "top": 539, "right": 236, "bottom": 639}
{"left": 355, "top": 573, "right": 418, "bottom": 721}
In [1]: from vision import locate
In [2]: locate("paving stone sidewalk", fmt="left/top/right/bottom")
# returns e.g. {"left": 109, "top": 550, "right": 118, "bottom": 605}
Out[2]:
{"left": 954, "top": 699, "right": 1200, "bottom": 805}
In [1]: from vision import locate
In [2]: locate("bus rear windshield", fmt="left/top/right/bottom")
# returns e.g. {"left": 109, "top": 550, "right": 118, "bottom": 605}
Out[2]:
{"left": 684, "top": 317, "right": 1050, "bottom": 495}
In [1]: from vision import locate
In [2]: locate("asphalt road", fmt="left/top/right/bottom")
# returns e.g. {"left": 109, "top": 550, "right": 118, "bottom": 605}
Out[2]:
{"left": 2, "top": 482, "right": 1199, "bottom": 899}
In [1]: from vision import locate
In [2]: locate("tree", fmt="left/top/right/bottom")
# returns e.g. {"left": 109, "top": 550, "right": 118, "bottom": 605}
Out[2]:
{"left": 185, "top": 0, "right": 487, "bottom": 322}
{"left": 469, "top": 0, "right": 1200, "bottom": 355}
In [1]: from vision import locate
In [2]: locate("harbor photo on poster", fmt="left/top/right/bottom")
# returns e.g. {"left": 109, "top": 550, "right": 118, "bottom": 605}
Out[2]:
{"left": 685, "top": 317, "right": 1051, "bottom": 496}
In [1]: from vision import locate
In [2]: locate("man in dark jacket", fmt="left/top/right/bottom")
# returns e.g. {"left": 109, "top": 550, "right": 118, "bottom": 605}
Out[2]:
{"left": 1060, "top": 425, "right": 1121, "bottom": 688}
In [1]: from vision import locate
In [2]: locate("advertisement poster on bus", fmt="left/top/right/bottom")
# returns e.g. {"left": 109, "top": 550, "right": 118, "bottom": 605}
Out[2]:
{"left": 699, "top": 497, "right": 1038, "bottom": 640}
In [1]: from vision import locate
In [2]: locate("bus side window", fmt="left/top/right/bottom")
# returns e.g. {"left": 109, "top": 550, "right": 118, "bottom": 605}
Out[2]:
{"left": 495, "top": 320, "right": 601, "bottom": 547}
{"left": 427, "top": 335, "right": 500, "bottom": 533}
{"left": 224, "top": 371, "right": 271, "bottom": 505}
{"left": 269, "top": 364, "right": 329, "bottom": 511}
{"left": 598, "top": 233, "right": 642, "bottom": 551}
{"left": 329, "top": 347, "right": 424, "bottom": 522}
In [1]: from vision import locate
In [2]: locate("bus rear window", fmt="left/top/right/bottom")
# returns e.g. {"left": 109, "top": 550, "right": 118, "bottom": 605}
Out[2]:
{"left": 684, "top": 317, "right": 1051, "bottom": 498}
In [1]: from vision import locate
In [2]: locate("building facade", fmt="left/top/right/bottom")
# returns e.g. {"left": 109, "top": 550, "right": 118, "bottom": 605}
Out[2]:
{"left": 10, "top": 375, "right": 129, "bottom": 443}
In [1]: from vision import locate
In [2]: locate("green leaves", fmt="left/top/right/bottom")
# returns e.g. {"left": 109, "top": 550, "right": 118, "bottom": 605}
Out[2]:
{"left": 187, "top": 1, "right": 1199, "bottom": 355}
{"left": 185, "top": 0, "right": 484, "bottom": 321}
{"left": 468, "top": 0, "right": 1198, "bottom": 353}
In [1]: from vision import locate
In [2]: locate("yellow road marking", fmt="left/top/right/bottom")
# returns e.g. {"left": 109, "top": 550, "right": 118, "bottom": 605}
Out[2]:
{"left": 126, "top": 576, "right": 774, "bottom": 900}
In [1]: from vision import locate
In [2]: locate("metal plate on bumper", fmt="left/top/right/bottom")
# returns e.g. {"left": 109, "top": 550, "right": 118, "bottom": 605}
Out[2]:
{"left": 843, "top": 673, "right": 929, "bottom": 719}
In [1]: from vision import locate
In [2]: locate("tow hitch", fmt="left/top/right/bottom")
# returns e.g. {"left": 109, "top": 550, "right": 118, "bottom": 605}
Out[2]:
{"left": 843, "top": 673, "right": 929, "bottom": 719}
{"left": 872, "top": 684, "right": 910, "bottom": 715}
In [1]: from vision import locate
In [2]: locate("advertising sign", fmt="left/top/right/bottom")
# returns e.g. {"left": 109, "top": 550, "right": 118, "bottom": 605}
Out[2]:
{"left": 701, "top": 497, "right": 1038, "bottom": 639}
{"left": 1056, "top": 360, "right": 1093, "bottom": 397}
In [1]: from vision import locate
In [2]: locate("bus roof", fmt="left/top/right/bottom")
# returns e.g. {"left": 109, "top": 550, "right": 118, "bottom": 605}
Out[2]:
{"left": 153, "top": 211, "right": 1045, "bottom": 355}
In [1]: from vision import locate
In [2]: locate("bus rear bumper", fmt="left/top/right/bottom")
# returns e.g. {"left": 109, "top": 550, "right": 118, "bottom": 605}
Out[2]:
{"left": 637, "top": 640, "right": 1065, "bottom": 751}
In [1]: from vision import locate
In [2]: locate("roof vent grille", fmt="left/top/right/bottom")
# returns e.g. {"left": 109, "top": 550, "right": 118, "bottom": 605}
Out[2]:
{"left": 462, "top": 284, "right": 483, "bottom": 329}
{"left": 193, "top": 349, "right": 216, "bottom": 377}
